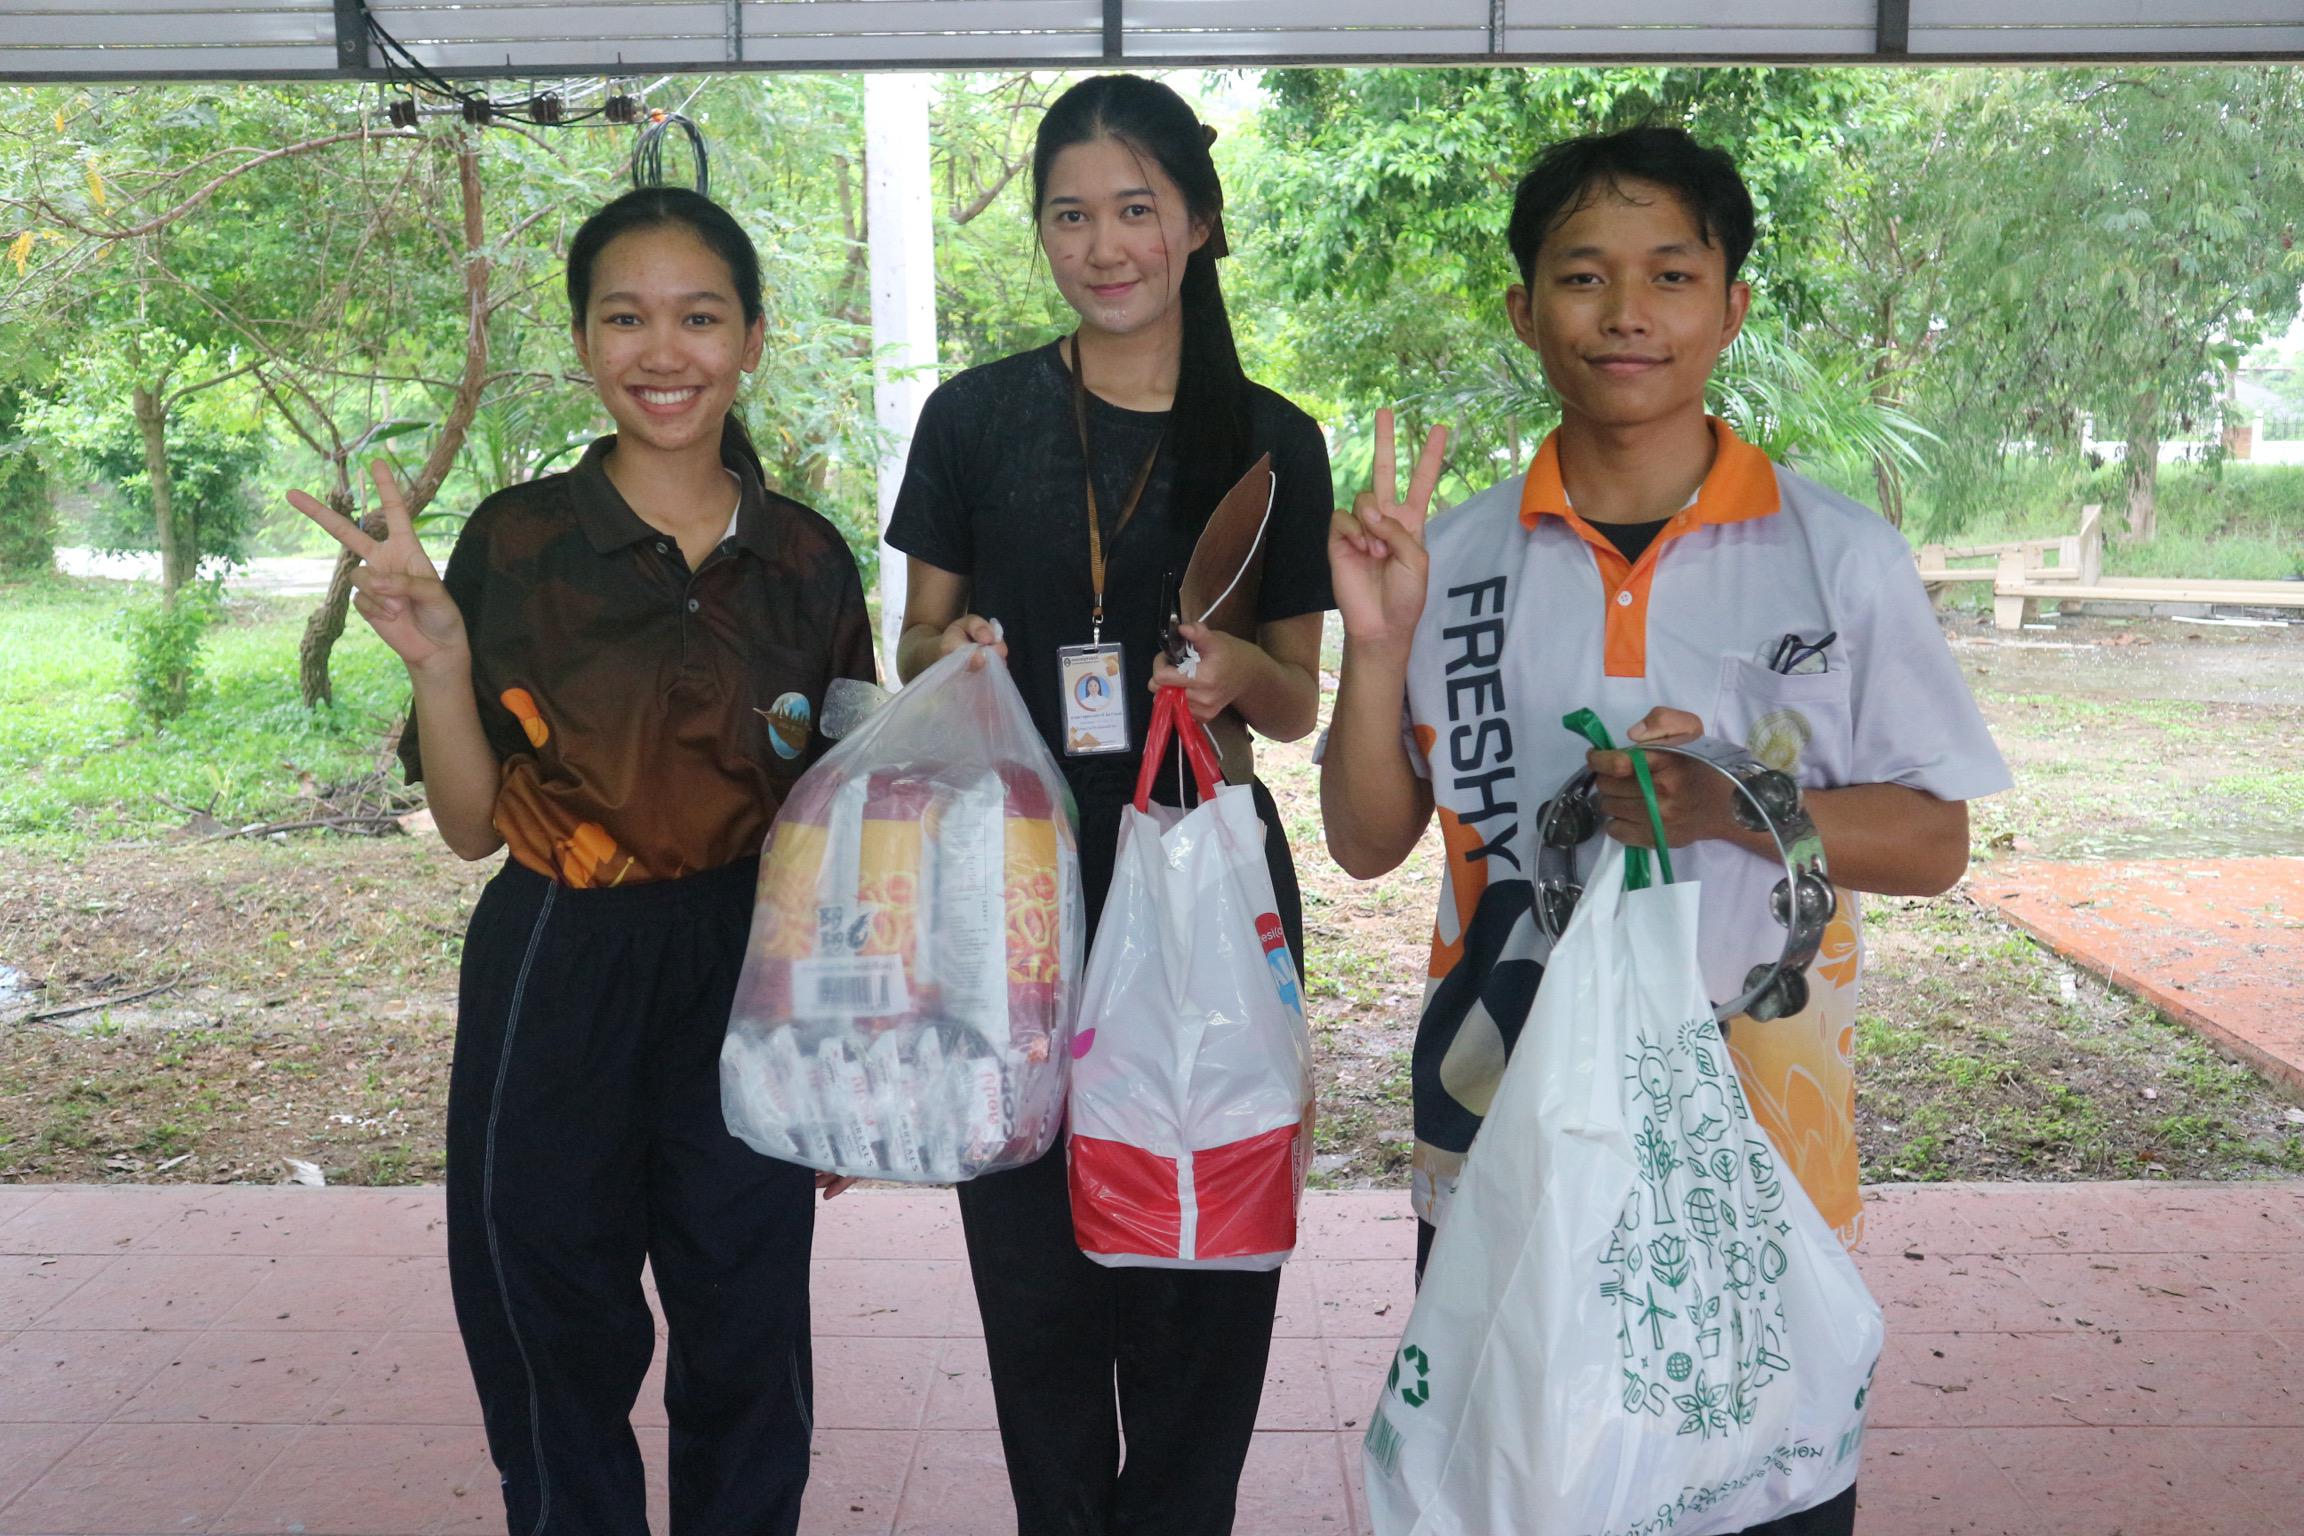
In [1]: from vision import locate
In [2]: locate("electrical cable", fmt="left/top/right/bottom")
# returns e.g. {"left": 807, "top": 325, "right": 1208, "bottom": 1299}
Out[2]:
{"left": 629, "top": 111, "right": 710, "bottom": 196}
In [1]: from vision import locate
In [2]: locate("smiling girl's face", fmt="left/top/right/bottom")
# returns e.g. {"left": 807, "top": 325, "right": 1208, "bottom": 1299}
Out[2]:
{"left": 572, "top": 224, "right": 765, "bottom": 458}
{"left": 1038, "top": 135, "right": 1208, "bottom": 343}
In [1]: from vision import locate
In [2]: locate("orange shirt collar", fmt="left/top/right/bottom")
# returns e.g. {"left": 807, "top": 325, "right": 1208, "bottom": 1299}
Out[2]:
{"left": 1518, "top": 416, "right": 1780, "bottom": 532}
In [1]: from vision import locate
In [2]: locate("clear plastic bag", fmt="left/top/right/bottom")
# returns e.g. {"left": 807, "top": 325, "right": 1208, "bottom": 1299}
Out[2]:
{"left": 721, "top": 645, "right": 1084, "bottom": 1182}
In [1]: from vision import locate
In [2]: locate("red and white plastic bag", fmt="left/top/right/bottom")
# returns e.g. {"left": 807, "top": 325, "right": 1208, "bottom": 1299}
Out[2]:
{"left": 1066, "top": 688, "right": 1313, "bottom": 1270}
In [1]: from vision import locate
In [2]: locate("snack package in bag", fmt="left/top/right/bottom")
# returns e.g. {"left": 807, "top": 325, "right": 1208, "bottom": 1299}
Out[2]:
{"left": 1363, "top": 801, "right": 1882, "bottom": 1533}
{"left": 1066, "top": 688, "right": 1313, "bottom": 1271}
{"left": 721, "top": 645, "right": 1083, "bottom": 1182}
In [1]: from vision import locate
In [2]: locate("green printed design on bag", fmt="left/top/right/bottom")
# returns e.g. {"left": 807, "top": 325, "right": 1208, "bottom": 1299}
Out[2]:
{"left": 1365, "top": 1404, "right": 1406, "bottom": 1478}
{"left": 1599, "top": 1012, "right": 1794, "bottom": 1438}
{"left": 1385, "top": 1343, "right": 1432, "bottom": 1408}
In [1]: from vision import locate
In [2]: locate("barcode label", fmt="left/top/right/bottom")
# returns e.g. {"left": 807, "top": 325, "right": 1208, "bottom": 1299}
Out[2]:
{"left": 792, "top": 956, "right": 911, "bottom": 1018}
{"left": 1364, "top": 1405, "right": 1404, "bottom": 1480}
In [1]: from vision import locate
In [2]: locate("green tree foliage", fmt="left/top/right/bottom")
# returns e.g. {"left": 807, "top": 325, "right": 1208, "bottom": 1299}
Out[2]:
{"left": 1821, "top": 69, "right": 2304, "bottom": 536}
{"left": 0, "top": 382, "right": 53, "bottom": 575}
{"left": 1234, "top": 67, "right": 1892, "bottom": 489}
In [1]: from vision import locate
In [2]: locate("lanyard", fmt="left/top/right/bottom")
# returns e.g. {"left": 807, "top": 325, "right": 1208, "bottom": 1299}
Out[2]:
{"left": 1070, "top": 331, "right": 1163, "bottom": 643}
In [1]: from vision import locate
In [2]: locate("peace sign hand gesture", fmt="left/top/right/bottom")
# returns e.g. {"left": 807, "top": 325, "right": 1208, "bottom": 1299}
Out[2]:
{"left": 287, "top": 460, "right": 468, "bottom": 677}
{"left": 1328, "top": 408, "right": 1449, "bottom": 650}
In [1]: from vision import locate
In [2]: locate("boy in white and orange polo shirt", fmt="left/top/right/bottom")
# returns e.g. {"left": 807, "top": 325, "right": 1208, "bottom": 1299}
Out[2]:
{"left": 1320, "top": 126, "right": 2007, "bottom": 1536}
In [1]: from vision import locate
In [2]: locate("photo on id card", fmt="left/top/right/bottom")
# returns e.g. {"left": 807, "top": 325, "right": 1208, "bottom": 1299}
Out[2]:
{"left": 1058, "top": 642, "right": 1129, "bottom": 756}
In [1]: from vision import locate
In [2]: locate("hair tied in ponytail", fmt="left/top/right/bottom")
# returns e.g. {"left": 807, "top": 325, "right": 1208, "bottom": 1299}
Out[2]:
{"left": 1201, "top": 122, "right": 1219, "bottom": 147}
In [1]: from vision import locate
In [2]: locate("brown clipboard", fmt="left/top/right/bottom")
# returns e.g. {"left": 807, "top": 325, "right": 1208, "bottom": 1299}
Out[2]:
{"left": 1178, "top": 453, "right": 1276, "bottom": 643}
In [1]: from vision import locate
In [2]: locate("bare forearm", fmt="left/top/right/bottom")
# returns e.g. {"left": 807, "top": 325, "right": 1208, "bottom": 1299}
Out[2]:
{"left": 894, "top": 622, "right": 946, "bottom": 684}
{"left": 1228, "top": 645, "right": 1318, "bottom": 743}
{"left": 1320, "top": 638, "right": 1432, "bottom": 878}
{"left": 1711, "top": 783, "right": 1969, "bottom": 897}
{"left": 406, "top": 656, "right": 503, "bottom": 860}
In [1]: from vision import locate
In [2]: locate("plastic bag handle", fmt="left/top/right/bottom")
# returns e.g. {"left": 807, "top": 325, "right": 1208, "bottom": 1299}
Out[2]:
{"left": 1561, "top": 707, "right": 1674, "bottom": 890}
{"left": 1134, "top": 686, "right": 1225, "bottom": 812}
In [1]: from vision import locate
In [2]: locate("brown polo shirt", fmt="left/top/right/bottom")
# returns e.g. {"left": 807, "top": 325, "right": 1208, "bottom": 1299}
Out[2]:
{"left": 400, "top": 427, "right": 877, "bottom": 887}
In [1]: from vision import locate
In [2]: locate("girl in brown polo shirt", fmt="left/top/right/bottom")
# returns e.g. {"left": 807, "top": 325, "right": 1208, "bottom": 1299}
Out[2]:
{"left": 290, "top": 187, "right": 874, "bottom": 1535}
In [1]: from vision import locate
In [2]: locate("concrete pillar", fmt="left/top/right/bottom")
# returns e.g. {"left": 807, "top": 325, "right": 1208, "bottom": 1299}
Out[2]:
{"left": 865, "top": 72, "right": 938, "bottom": 677}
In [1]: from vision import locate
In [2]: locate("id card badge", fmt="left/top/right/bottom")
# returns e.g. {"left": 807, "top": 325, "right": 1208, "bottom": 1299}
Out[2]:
{"left": 1057, "top": 642, "right": 1130, "bottom": 756}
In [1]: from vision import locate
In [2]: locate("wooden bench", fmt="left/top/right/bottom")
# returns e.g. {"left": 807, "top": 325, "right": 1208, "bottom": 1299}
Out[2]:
{"left": 1991, "top": 555, "right": 2304, "bottom": 629}
{"left": 1918, "top": 504, "right": 2102, "bottom": 595}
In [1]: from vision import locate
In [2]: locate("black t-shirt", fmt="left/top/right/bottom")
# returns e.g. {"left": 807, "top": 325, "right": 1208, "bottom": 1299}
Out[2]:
{"left": 887, "top": 341, "right": 1335, "bottom": 809}
{"left": 1592, "top": 515, "right": 1673, "bottom": 565}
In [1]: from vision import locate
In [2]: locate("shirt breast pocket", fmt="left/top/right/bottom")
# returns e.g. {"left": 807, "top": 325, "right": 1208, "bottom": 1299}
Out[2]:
{"left": 1712, "top": 654, "right": 1853, "bottom": 789}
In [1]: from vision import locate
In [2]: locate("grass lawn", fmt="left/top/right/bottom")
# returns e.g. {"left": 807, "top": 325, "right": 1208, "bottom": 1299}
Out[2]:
{"left": 2, "top": 576, "right": 2300, "bottom": 1187}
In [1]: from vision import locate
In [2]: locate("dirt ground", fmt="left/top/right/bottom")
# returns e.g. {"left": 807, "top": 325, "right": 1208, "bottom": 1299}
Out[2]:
{"left": 3, "top": 611, "right": 2301, "bottom": 1189}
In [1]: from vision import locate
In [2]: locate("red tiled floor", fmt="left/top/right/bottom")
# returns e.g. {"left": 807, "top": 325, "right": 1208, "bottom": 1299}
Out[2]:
{"left": 2010, "top": 1250, "right": 2247, "bottom": 1330}
{"left": 2114, "top": 1329, "right": 2302, "bottom": 1427}
{"left": 0, "top": 1254, "right": 112, "bottom": 1330}
{"left": 1973, "top": 857, "right": 2304, "bottom": 1094}
{"left": 320, "top": 1329, "right": 484, "bottom": 1425}
{"left": 1863, "top": 1252, "right": 2053, "bottom": 1333}
{"left": 0, "top": 1420, "right": 300, "bottom": 1532}
{"left": 1853, "top": 1428, "right": 2034, "bottom": 1535}
{"left": 1230, "top": 1430, "right": 1354, "bottom": 1533}
{"left": 0, "top": 1424, "right": 90, "bottom": 1511}
{"left": 32, "top": 1252, "right": 271, "bottom": 1331}
{"left": 812, "top": 1337, "right": 939, "bottom": 1432}
{"left": 811, "top": 1260, "right": 974, "bottom": 1338}
{"left": 1978, "top": 1425, "right": 2282, "bottom": 1535}
{"left": 0, "top": 1329, "right": 199, "bottom": 1422}
{"left": 113, "top": 1329, "right": 378, "bottom": 1426}
{"left": 799, "top": 1428, "right": 915, "bottom": 1536}
{"left": 888, "top": 1431, "right": 1010, "bottom": 1536}
{"left": 213, "top": 1255, "right": 443, "bottom": 1332}
{"left": 920, "top": 1337, "right": 996, "bottom": 1433}
{"left": 1872, "top": 1328, "right": 2155, "bottom": 1431}
{"left": 1254, "top": 1338, "right": 1339, "bottom": 1432}
{"left": 215, "top": 1423, "right": 492, "bottom": 1534}
{"left": 0, "top": 1183, "right": 2297, "bottom": 1535}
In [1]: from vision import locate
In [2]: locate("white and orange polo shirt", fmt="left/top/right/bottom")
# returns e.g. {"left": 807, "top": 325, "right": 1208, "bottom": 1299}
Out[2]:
{"left": 1400, "top": 419, "right": 2009, "bottom": 1245}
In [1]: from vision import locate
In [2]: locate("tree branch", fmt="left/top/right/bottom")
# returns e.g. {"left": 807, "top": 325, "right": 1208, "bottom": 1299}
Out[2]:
{"left": 17, "top": 128, "right": 415, "bottom": 242}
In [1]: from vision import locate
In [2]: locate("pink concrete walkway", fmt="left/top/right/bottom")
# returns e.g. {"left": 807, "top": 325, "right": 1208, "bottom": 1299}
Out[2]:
{"left": 2, "top": 1181, "right": 2299, "bottom": 1535}
{"left": 1973, "top": 857, "right": 2304, "bottom": 1094}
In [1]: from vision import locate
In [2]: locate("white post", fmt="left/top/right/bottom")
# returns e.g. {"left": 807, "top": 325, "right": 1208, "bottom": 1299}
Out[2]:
{"left": 865, "top": 72, "right": 938, "bottom": 679}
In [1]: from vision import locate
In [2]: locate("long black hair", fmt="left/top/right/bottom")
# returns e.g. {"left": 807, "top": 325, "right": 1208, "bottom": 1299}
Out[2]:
{"left": 1032, "top": 74, "right": 1253, "bottom": 536}
{"left": 565, "top": 185, "right": 770, "bottom": 483}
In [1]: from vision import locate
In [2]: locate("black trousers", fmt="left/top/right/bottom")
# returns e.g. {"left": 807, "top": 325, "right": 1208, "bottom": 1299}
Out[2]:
{"left": 447, "top": 856, "right": 815, "bottom": 1536}
{"left": 1414, "top": 1220, "right": 1858, "bottom": 1536}
{"left": 954, "top": 779, "right": 1303, "bottom": 1536}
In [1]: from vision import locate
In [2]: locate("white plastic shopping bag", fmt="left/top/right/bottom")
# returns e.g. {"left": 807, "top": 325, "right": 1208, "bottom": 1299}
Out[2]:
{"left": 1067, "top": 687, "right": 1313, "bottom": 1270}
{"left": 1363, "top": 830, "right": 1883, "bottom": 1535}
{"left": 721, "top": 644, "right": 1083, "bottom": 1182}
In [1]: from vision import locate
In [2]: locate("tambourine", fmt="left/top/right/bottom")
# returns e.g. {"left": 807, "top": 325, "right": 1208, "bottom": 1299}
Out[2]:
{"left": 1533, "top": 735, "right": 1834, "bottom": 1025}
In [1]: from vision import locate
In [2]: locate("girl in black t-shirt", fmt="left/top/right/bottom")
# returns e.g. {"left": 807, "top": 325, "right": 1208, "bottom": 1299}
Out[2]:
{"left": 886, "top": 74, "right": 1334, "bottom": 1536}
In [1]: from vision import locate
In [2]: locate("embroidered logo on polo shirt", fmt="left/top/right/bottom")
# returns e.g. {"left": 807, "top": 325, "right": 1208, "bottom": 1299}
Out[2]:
{"left": 760, "top": 692, "right": 813, "bottom": 759}
{"left": 1748, "top": 709, "right": 1812, "bottom": 775}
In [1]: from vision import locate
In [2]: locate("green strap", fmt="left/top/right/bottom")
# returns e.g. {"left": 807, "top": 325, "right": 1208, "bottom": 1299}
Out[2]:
{"left": 1562, "top": 708, "right": 1675, "bottom": 889}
